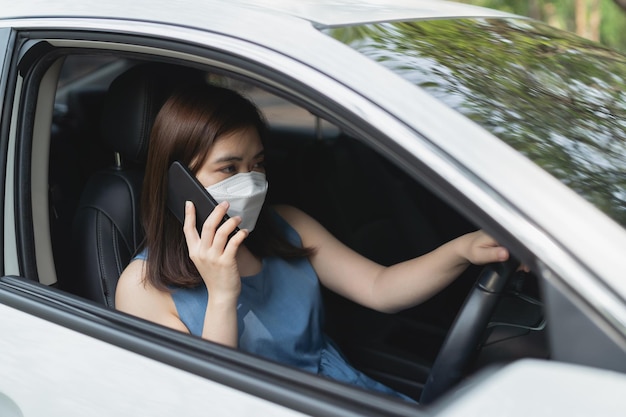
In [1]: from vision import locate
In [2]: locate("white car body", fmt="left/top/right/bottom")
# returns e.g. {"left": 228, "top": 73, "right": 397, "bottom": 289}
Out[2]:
{"left": 0, "top": 1, "right": 625, "bottom": 415}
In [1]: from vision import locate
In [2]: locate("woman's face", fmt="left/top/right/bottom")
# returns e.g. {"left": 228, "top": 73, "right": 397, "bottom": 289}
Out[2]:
{"left": 194, "top": 127, "right": 265, "bottom": 188}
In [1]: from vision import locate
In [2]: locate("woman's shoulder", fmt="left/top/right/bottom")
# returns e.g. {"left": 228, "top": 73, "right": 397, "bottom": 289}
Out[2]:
{"left": 271, "top": 204, "right": 331, "bottom": 247}
{"left": 272, "top": 204, "right": 312, "bottom": 226}
{"left": 115, "top": 258, "right": 151, "bottom": 309}
{"left": 115, "top": 259, "right": 185, "bottom": 330}
{"left": 117, "top": 258, "right": 146, "bottom": 285}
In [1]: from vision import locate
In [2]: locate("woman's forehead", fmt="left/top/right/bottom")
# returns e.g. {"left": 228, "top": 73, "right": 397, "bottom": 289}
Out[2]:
{"left": 209, "top": 127, "right": 263, "bottom": 158}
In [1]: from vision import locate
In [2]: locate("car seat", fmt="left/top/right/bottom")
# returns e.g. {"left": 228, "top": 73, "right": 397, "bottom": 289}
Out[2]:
{"left": 64, "top": 62, "right": 201, "bottom": 307}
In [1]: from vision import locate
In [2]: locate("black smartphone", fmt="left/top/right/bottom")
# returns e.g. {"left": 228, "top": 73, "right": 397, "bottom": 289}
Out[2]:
{"left": 166, "top": 160, "right": 239, "bottom": 236}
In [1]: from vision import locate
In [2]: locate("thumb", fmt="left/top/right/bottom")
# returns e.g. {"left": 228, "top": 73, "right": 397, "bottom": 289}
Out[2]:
{"left": 488, "top": 246, "right": 509, "bottom": 264}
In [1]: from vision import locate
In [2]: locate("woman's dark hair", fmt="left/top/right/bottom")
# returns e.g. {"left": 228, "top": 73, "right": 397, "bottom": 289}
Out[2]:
{"left": 141, "top": 83, "right": 313, "bottom": 290}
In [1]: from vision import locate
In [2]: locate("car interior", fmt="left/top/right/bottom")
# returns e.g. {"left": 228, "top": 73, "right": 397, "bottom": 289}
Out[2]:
{"left": 27, "top": 51, "right": 549, "bottom": 402}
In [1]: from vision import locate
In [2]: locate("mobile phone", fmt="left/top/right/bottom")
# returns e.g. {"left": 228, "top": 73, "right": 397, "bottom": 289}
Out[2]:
{"left": 166, "top": 160, "right": 239, "bottom": 236}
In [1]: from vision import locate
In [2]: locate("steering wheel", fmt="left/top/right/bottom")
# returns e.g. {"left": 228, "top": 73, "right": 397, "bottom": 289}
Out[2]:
{"left": 419, "top": 259, "right": 519, "bottom": 405}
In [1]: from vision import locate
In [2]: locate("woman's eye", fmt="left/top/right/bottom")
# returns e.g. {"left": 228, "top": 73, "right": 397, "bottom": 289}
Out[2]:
{"left": 221, "top": 165, "right": 236, "bottom": 174}
{"left": 253, "top": 160, "right": 266, "bottom": 171}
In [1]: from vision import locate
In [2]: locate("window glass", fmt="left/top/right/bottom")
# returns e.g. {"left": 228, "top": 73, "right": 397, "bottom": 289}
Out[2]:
{"left": 324, "top": 18, "right": 626, "bottom": 228}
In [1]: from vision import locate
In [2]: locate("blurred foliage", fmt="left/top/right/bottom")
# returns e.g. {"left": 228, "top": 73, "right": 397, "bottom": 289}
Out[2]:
{"left": 458, "top": 0, "right": 626, "bottom": 53}
{"left": 326, "top": 18, "right": 626, "bottom": 227}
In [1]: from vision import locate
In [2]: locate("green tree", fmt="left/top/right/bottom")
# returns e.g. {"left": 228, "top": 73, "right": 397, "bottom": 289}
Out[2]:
{"left": 614, "top": 0, "right": 626, "bottom": 12}
{"left": 458, "top": 0, "right": 626, "bottom": 52}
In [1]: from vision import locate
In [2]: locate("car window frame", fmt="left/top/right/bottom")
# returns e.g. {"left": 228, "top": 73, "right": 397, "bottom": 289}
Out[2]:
{"left": 0, "top": 27, "right": 10, "bottom": 276}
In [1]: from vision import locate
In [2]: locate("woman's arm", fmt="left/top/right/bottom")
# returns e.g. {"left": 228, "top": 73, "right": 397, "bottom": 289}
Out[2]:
{"left": 275, "top": 205, "right": 509, "bottom": 314}
{"left": 364, "top": 231, "right": 508, "bottom": 312}
{"left": 183, "top": 200, "right": 248, "bottom": 347}
{"left": 116, "top": 201, "right": 247, "bottom": 347}
{"left": 116, "top": 260, "right": 238, "bottom": 345}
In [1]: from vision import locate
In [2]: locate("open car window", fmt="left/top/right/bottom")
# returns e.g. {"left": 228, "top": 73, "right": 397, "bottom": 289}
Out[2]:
{"left": 39, "top": 48, "right": 546, "bottom": 405}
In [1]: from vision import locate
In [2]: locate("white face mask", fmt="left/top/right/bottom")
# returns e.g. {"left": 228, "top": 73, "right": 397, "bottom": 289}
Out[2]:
{"left": 205, "top": 171, "right": 268, "bottom": 232}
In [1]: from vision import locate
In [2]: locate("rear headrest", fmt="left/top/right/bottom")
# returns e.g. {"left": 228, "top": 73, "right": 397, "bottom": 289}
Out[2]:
{"left": 99, "top": 63, "right": 203, "bottom": 165}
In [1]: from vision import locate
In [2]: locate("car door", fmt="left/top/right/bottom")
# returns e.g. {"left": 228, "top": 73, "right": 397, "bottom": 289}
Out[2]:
{"left": 0, "top": 28, "right": 308, "bottom": 417}
{"left": 0, "top": 21, "right": 425, "bottom": 417}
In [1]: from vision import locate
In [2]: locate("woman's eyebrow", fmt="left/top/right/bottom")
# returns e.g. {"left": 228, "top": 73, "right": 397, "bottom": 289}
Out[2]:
{"left": 213, "top": 155, "right": 243, "bottom": 163}
{"left": 212, "top": 149, "right": 264, "bottom": 164}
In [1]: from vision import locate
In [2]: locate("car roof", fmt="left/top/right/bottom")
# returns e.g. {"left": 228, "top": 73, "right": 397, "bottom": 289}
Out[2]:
{"left": 0, "top": 0, "right": 514, "bottom": 27}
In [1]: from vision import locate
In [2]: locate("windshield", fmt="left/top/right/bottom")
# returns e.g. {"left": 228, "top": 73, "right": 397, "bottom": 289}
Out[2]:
{"left": 324, "top": 18, "right": 626, "bottom": 229}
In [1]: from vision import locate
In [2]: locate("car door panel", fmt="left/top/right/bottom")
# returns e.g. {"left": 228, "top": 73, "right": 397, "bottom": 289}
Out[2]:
{"left": 0, "top": 297, "right": 311, "bottom": 417}
{"left": 0, "top": 276, "right": 422, "bottom": 417}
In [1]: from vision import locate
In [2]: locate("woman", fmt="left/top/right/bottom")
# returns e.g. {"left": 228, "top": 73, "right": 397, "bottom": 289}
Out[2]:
{"left": 115, "top": 83, "right": 510, "bottom": 401}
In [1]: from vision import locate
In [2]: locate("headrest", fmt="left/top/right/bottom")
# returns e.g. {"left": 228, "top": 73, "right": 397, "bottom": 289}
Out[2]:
{"left": 99, "top": 63, "right": 203, "bottom": 165}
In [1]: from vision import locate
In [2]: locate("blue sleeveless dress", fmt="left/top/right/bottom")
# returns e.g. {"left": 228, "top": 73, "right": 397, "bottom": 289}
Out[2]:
{"left": 135, "top": 212, "right": 413, "bottom": 401}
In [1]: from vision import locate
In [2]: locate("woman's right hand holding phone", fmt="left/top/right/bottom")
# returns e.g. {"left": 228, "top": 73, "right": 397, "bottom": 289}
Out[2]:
{"left": 183, "top": 200, "right": 248, "bottom": 346}
{"left": 183, "top": 200, "right": 248, "bottom": 298}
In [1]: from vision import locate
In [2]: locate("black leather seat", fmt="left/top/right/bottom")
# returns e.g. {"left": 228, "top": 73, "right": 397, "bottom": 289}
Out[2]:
{"left": 65, "top": 62, "right": 200, "bottom": 307}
